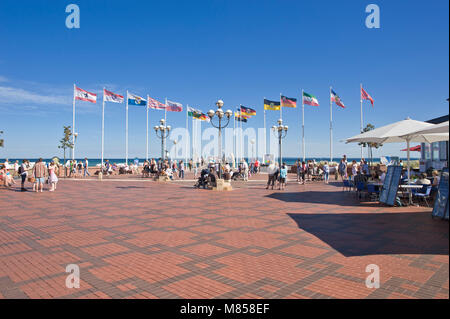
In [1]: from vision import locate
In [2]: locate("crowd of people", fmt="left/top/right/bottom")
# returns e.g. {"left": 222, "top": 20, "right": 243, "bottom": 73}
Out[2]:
{"left": 0, "top": 158, "right": 59, "bottom": 192}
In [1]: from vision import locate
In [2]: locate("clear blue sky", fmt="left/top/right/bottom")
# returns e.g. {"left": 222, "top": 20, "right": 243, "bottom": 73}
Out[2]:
{"left": 0, "top": 0, "right": 448, "bottom": 159}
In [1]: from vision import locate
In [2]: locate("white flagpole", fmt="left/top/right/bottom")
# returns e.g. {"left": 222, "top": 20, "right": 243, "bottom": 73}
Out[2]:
{"left": 101, "top": 88, "right": 105, "bottom": 168}
{"left": 360, "top": 83, "right": 363, "bottom": 159}
{"left": 126, "top": 90, "right": 129, "bottom": 165}
{"left": 280, "top": 93, "right": 282, "bottom": 120}
{"left": 263, "top": 98, "right": 266, "bottom": 161}
{"left": 233, "top": 112, "right": 236, "bottom": 168}
{"left": 302, "top": 89, "right": 305, "bottom": 162}
{"left": 164, "top": 97, "right": 167, "bottom": 123}
{"left": 185, "top": 104, "right": 188, "bottom": 170}
{"left": 330, "top": 86, "right": 333, "bottom": 163}
{"left": 192, "top": 116, "right": 195, "bottom": 165}
{"left": 72, "top": 84, "right": 76, "bottom": 161}
{"left": 146, "top": 95, "right": 149, "bottom": 162}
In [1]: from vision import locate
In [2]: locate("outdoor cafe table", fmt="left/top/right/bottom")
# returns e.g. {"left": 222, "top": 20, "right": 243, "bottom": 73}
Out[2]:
{"left": 398, "top": 184, "right": 425, "bottom": 206}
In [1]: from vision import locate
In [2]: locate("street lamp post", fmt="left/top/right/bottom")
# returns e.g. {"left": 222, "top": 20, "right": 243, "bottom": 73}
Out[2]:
{"left": 154, "top": 119, "right": 171, "bottom": 161}
{"left": 207, "top": 100, "right": 233, "bottom": 179}
{"left": 250, "top": 138, "right": 255, "bottom": 162}
{"left": 272, "top": 119, "right": 288, "bottom": 167}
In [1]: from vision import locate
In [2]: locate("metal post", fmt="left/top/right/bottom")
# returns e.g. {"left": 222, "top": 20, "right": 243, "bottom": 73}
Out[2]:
{"left": 101, "top": 88, "right": 105, "bottom": 168}
{"left": 72, "top": 84, "right": 76, "bottom": 160}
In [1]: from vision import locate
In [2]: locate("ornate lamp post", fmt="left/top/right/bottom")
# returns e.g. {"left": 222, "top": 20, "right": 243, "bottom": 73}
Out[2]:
{"left": 272, "top": 119, "right": 288, "bottom": 167}
{"left": 207, "top": 100, "right": 233, "bottom": 179}
{"left": 154, "top": 119, "right": 171, "bottom": 161}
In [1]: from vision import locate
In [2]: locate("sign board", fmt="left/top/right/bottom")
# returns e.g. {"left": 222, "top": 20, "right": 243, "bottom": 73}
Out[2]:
{"left": 379, "top": 165, "right": 403, "bottom": 206}
{"left": 432, "top": 168, "right": 449, "bottom": 220}
{"left": 263, "top": 154, "right": 274, "bottom": 165}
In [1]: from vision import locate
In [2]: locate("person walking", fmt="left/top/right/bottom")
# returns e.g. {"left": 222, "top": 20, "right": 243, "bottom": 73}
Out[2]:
{"left": 19, "top": 159, "right": 29, "bottom": 191}
{"left": 48, "top": 161, "right": 59, "bottom": 191}
{"left": 242, "top": 160, "right": 249, "bottom": 181}
{"left": 83, "top": 158, "right": 91, "bottom": 178}
{"left": 33, "top": 158, "right": 47, "bottom": 193}
{"left": 266, "top": 161, "right": 277, "bottom": 190}
{"left": 323, "top": 161, "right": 330, "bottom": 184}
{"left": 179, "top": 160, "right": 185, "bottom": 179}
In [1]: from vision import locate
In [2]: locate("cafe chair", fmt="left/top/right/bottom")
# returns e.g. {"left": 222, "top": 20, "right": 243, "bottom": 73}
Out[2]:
{"left": 413, "top": 186, "right": 432, "bottom": 207}
{"left": 367, "top": 184, "right": 380, "bottom": 201}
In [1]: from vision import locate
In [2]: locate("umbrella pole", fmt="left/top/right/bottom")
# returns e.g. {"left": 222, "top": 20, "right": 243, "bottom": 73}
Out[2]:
{"left": 407, "top": 138, "right": 412, "bottom": 205}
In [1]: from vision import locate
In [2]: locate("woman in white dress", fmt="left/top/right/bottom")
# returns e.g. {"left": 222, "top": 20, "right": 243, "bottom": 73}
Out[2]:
{"left": 48, "top": 162, "right": 59, "bottom": 191}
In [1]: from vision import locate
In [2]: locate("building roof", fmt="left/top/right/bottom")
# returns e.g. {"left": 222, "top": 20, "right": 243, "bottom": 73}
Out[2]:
{"left": 426, "top": 115, "right": 449, "bottom": 124}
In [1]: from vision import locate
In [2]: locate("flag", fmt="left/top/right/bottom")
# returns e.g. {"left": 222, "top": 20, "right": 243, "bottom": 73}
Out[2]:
{"left": 281, "top": 95, "right": 297, "bottom": 108}
{"left": 361, "top": 87, "right": 374, "bottom": 107}
{"left": 103, "top": 89, "right": 123, "bottom": 103}
{"left": 128, "top": 93, "right": 147, "bottom": 106}
{"left": 188, "top": 107, "right": 210, "bottom": 122}
{"left": 330, "top": 89, "right": 345, "bottom": 108}
{"left": 240, "top": 105, "right": 256, "bottom": 116}
{"left": 234, "top": 113, "right": 248, "bottom": 122}
{"left": 302, "top": 92, "right": 319, "bottom": 106}
{"left": 148, "top": 96, "right": 167, "bottom": 110}
{"left": 74, "top": 86, "right": 97, "bottom": 103}
{"left": 235, "top": 112, "right": 249, "bottom": 122}
{"left": 167, "top": 100, "right": 183, "bottom": 112}
{"left": 264, "top": 99, "right": 280, "bottom": 111}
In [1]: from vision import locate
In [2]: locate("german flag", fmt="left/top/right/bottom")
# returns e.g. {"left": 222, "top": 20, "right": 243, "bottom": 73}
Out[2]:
{"left": 240, "top": 105, "right": 256, "bottom": 116}
{"left": 234, "top": 112, "right": 249, "bottom": 122}
{"left": 281, "top": 95, "right": 297, "bottom": 108}
{"left": 264, "top": 99, "right": 280, "bottom": 111}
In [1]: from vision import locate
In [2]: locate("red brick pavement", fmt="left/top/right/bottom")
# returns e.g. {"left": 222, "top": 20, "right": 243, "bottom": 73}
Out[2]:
{"left": 0, "top": 175, "right": 448, "bottom": 299}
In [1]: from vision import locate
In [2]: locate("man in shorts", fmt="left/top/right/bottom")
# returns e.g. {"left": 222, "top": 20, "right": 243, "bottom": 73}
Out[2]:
{"left": 33, "top": 158, "right": 47, "bottom": 193}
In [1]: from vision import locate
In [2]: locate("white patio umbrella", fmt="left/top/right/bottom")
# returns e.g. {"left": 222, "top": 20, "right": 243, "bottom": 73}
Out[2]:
{"left": 346, "top": 118, "right": 448, "bottom": 203}
{"left": 406, "top": 121, "right": 449, "bottom": 136}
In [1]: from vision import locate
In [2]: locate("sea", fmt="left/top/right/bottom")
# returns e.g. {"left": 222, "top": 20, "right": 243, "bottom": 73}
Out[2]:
{"left": 1, "top": 157, "right": 419, "bottom": 167}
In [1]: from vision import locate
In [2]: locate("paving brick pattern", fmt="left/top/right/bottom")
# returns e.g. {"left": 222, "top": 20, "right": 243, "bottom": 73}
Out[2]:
{"left": 0, "top": 175, "right": 448, "bottom": 299}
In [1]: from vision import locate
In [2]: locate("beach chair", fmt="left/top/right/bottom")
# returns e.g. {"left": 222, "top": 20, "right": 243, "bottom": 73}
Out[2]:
{"left": 413, "top": 186, "right": 432, "bottom": 207}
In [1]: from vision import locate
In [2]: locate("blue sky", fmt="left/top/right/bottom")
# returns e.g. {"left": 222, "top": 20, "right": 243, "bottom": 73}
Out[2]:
{"left": 0, "top": 0, "right": 448, "bottom": 159}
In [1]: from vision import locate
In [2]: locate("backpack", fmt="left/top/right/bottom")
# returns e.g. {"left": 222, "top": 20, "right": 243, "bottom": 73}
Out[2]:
{"left": 18, "top": 165, "right": 24, "bottom": 175}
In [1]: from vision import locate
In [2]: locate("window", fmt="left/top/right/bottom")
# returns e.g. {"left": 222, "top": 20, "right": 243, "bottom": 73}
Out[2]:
{"left": 440, "top": 141, "right": 448, "bottom": 161}
{"left": 432, "top": 142, "right": 440, "bottom": 161}
{"left": 423, "top": 143, "right": 431, "bottom": 160}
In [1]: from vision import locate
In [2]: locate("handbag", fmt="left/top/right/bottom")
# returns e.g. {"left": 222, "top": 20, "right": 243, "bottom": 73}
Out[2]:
{"left": 28, "top": 177, "right": 35, "bottom": 183}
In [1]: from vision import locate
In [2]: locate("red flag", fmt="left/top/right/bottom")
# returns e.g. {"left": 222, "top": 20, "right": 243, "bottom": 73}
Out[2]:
{"left": 361, "top": 87, "right": 374, "bottom": 107}
{"left": 74, "top": 86, "right": 97, "bottom": 103}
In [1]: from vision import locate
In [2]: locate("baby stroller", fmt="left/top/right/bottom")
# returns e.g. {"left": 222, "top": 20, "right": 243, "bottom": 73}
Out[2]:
{"left": 194, "top": 169, "right": 210, "bottom": 189}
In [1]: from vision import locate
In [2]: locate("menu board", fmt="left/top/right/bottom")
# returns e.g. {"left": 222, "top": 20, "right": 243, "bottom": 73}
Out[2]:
{"left": 432, "top": 168, "right": 449, "bottom": 220}
{"left": 379, "top": 166, "right": 403, "bottom": 206}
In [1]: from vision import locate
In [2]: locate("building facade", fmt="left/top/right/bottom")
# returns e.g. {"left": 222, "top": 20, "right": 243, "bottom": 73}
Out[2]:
{"left": 420, "top": 115, "right": 449, "bottom": 172}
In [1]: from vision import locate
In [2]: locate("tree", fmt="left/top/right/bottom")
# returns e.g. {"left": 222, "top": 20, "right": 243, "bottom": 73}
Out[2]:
{"left": 0, "top": 130, "right": 3, "bottom": 148}
{"left": 358, "top": 124, "right": 383, "bottom": 165}
{"left": 58, "top": 126, "right": 73, "bottom": 177}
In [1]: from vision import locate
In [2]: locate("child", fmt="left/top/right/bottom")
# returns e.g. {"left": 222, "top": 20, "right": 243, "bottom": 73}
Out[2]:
{"left": 48, "top": 162, "right": 59, "bottom": 191}
{"left": 279, "top": 163, "right": 287, "bottom": 190}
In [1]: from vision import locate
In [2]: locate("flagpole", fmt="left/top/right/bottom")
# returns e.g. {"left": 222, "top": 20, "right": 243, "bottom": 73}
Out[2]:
{"left": 72, "top": 84, "right": 76, "bottom": 161}
{"left": 101, "top": 88, "right": 105, "bottom": 168}
{"left": 330, "top": 86, "right": 333, "bottom": 163}
{"left": 280, "top": 93, "right": 282, "bottom": 120}
{"left": 360, "top": 83, "right": 363, "bottom": 159}
{"left": 126, "top": 90, "right": 129, "bottom": 165}
{"left": 302, "top": 89, "right": 305, "bottom": 162}
{"left": 263, "top": 98, "right": 266, "bottom": 162}
{"left": 164, "top": 97, "right": 167, "bottom": 123}
{"left": 233, "top": 112, "right": 236, "bottom": 168}
{"left": 185, "top": 104, "right": 188, "bottom": 170}
{"left": 146, "top": 95, "right": 149, "bottom": 162}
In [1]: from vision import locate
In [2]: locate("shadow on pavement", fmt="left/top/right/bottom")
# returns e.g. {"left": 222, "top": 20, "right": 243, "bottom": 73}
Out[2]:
{"left": 266, "top": 191, "right": 380, "bottom": 207}
{"left": 287, "top": 212, "right": 449, "bottom": 257}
